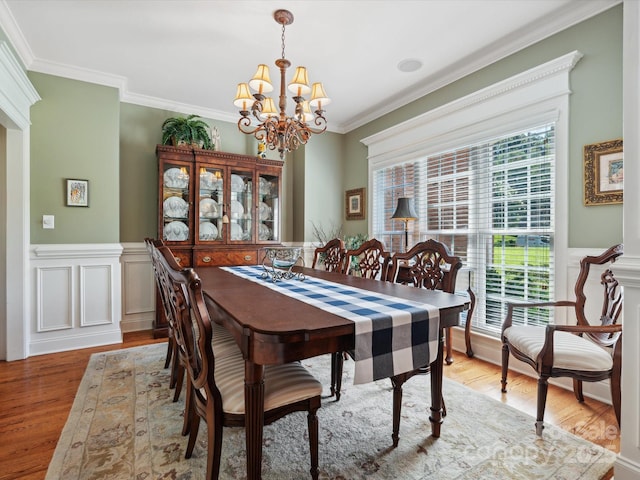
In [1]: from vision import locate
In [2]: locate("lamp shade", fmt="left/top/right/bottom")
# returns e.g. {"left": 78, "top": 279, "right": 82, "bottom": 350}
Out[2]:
{"left": 300, "top": 100, "right": 314, "bottom": 123}
{"left": 258, "top": 97, "right": 278, "bottom": 119}
{"left": 391, "top": 197, "right": 418, "bottom": 220}
{"left": 309, "top": 82, "right": 331, "bottom": 109}
{"left": 249, "top": 64, "right": 274, "bottom": 94}
{"left": 288, "top": 66, "right": 311, "bottom": 96}
{"left": 233, "top": 83, "right": 254, "bottom": 109}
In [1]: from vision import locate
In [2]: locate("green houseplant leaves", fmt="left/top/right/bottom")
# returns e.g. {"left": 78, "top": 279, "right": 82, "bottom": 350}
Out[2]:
{"left": 161, "top": 114, "right": 214, "bottom": 150}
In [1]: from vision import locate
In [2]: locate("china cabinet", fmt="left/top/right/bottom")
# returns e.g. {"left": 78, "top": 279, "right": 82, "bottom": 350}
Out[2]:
{"left": 154, "top": 144, "right": 283, "bottom": 336}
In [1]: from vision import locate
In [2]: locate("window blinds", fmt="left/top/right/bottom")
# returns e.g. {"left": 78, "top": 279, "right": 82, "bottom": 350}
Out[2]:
{"left": 373, "top": 123, "right": 555, "bottom": 332}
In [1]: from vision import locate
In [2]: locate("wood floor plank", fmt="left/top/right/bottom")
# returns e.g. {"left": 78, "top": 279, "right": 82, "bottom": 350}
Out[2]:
{"left": 0, "top": 331, "right": 618, "bottom": 480}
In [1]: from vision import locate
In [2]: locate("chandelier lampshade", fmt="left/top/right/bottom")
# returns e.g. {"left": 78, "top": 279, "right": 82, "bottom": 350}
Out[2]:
{"left": 234, "top": 9, "right": 329, "bottom": 160}
{"left": 249, "top": 64, "right": 273, "bottom": 94}
{"left": 233, "top": 83, "right": 253, "bottom": 110}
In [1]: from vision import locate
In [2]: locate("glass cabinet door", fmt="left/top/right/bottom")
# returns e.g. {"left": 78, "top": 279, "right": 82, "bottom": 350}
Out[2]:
{"left": 229, "top": 169, "right": 253, "bottom": 242}
{"left": 258, "top": 172, "right": 279, "bottom": 242}
{"left": 161, "top": 162, "right": 191, "bottom": 242}
{"left": 196, "top": 165, "right": 224, "bottom": 242}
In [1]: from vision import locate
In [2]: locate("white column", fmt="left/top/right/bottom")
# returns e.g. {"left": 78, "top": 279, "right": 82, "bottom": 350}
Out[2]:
{"left": 614, "top": 2, "right": 640, "bottom": 478}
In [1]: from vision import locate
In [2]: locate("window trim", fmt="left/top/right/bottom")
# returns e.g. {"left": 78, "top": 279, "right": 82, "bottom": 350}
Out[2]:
{"left": 362, "top": 51, "right": 583, "bottom": 325}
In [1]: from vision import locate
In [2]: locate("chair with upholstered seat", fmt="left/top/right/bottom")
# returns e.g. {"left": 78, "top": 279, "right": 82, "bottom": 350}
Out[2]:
{"left": 501, "top": 244, "right": 623, "bottom": 435}
{"left": 152, "top": 243, "right": 238, "bottom": 437}
{"left": 156, "top": 251, "right": 323, "bottom": 480}
{"left": 145, "top": 238, "right": 182, "bottom": 395}
{"left": 312, "top": 238, "right": 345, "bottom": 272}
{"left": 386, "top": 239, "right": 462, "bottom": 447}
{"left": 331, "top": 238, "right": 390, "bottom": 399}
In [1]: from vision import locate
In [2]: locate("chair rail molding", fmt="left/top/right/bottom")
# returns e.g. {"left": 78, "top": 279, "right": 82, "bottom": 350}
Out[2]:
{"left": 29, "top": 243, "right": 123, "bottom": 356}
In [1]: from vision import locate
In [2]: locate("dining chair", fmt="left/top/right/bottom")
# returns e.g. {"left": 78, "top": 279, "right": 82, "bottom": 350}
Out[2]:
{"left": 312, "top": 238, "right": 346, "bottom": 272}
{"left": 387, "top": 239, "right": 462, "bottom": 447}
{"left": 153, "top": 244, "right": 239, "bottom": 433}
{"left": 145, "top": 237, "right": 181, "bottom": 393}
{"left": 501, "top": 244, "right": 623, "bottom": 435}
{"left": 342, "top": 238, "right": 390, "bottom": 279}
{"left": 331, "top": 238, "right": 390, "bottom": 400}
{"left": 157, "top": 256, "right": 323, "bottom": 480}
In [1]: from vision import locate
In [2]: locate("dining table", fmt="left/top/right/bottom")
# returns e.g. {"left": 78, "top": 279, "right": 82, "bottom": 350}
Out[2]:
{"left": 197, "top": 265, "right": 470, "bottom": 480}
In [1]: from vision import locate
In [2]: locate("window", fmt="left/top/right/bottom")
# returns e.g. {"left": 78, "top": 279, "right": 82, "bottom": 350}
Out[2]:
{"left": 364, "top": 52, "right": 582, "bottom": 335}
{"left": 373, "top": 125, "right": 555, "bottom": 333}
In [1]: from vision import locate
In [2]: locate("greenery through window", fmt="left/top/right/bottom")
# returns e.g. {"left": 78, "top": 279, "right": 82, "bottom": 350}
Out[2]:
{"left": 372, "top": 124, "right": 555, "bottom": 333}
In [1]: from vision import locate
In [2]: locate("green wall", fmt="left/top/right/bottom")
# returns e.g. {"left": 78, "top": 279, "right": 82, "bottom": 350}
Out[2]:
{"left": 29, "top": 72, "right": 120, "bottom": 243}
{"left": 343, "top": 4, "right": 623, "bottom": 248}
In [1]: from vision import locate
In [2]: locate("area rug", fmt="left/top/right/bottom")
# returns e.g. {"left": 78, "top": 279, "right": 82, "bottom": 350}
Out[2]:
{"left": 46, "top": 343, "right": 616, "bottom": 479}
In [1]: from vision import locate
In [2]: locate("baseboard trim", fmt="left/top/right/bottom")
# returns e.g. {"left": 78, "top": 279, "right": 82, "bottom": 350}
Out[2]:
{"left": 120, "top": 313, "right": 154, "bottom": 333}
{"left": 614, "top": 455, "right": 640, "bottom": 480}
{"left": 29, "top": 330, "right": 122, "bottom": 356}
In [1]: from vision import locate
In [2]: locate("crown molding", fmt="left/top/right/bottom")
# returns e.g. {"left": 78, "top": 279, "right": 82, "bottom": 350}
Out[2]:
{"left": 341, "top": 0, "right": 621, "bottom": 133}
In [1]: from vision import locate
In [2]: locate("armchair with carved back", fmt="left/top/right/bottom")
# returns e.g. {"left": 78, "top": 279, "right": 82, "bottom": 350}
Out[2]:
{"left": 501, "top": 244, "right": 623, "bottom": 435}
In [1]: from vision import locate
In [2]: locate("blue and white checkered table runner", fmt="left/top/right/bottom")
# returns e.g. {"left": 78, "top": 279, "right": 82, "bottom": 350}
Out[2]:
{"left": 221, "top": 265, "right": 440, "bottom": 384}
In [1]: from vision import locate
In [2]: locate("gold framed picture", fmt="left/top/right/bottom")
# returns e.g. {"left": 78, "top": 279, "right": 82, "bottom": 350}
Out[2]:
{"left": 345, "top": 188, "right": 365, "bottom": 221}
{"left": 583, "top": 139, "right": 623, "bottom": 206}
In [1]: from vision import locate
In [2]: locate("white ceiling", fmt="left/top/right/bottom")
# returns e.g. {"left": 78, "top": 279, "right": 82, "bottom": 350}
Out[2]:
{"left": 0, "top": 0, "right": 619, "bottom": 133}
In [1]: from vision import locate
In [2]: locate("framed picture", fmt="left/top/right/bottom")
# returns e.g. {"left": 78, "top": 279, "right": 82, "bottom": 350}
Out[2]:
{"left": 66, "top": 179, "right": 89, "bottom": 207}
{"left": 584, "top": 139, "right": 623, "bottom": 206}
{"left": 345, "top": 187, "right": 365, "bottom": 220}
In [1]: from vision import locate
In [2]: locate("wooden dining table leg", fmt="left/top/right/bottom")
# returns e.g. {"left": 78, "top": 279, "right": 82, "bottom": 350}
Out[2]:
{"left": 245, "top": 361, "right": 265, "bottom": 480}
{"left": 429, "top": 327, "right": 445, "bottom": 438}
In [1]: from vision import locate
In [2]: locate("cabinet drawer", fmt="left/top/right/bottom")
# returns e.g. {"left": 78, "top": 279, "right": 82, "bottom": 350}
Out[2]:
{"left": 195, "top": 249, "right": 258, "bottom": 266}
{"left": 171, "top": 250, "right": 192, "bottom": 267}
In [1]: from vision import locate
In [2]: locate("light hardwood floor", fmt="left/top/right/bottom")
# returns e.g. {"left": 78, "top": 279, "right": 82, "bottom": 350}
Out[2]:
{"left": 0, "top": 331, "right": 618, "bottom": 480}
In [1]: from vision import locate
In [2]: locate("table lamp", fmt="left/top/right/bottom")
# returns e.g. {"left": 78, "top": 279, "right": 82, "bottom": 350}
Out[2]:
{"left": 391, "top": 197, "right": 418, "bottom": 252}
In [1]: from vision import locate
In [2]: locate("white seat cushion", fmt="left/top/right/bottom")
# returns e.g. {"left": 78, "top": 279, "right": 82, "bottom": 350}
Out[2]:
{"left": 504, "top": 325, "right": 613, "bottom": 372}
{"left": 211, "top": 351, "right": 322, "bottom": 415}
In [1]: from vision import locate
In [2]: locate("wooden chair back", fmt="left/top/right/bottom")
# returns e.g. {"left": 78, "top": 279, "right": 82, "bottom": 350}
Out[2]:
{"left": 145, "top": 238, "right": 171, "bottom": 323}
{"left": 312, "top": 238, "right": 346, "bottom": 272}
{"left": 389, "top": 239, "right": 462, "bottom": 293}
{"left": 343, "top": 238, "right": 390, "bottom": 279}
{"left": 572, "top": 243, "right": 623, "bottom": 347}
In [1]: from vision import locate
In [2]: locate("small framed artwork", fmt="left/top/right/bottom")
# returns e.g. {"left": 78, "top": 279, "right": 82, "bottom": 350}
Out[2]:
{"left": 345, "top": 187, "right": 365, "bottom": 221}
{"left": 583, "top": 139, "right": 623, "bottom": 206}
{"left": 66, "top": 179, "right": 89, "bottom": 207}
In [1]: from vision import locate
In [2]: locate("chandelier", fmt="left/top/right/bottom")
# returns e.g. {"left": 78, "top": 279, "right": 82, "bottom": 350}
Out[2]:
{"left": 233, "top": 9, "right": 330, "bottom": 160}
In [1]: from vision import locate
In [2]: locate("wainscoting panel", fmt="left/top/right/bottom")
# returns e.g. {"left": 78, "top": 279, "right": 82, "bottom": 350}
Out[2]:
{"left": 80, "top": 264, "right": 113, "bottom": 327}
{"left": 120, "top": 242, "right": 155, "bottom": 333}
{"left": 29, "top": 244, "right": 123, "bottom": 356}
{"left": 36, "top": 265, "right": 73, "bottom": 332}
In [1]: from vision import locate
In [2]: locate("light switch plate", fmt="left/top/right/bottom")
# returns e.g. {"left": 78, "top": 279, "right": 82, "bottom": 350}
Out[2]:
{"left": 43, "top": 215, "right": 55, "bottom": 229}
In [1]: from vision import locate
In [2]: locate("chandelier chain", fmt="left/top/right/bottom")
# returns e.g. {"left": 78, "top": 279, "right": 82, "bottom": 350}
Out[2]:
{"left": 281, "top": 23, "right": 286, "bottom": 60}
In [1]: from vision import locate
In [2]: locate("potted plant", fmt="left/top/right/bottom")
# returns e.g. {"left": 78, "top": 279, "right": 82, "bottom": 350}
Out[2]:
{"left": 161, "top": 114, "right": 214, "bottom": 149}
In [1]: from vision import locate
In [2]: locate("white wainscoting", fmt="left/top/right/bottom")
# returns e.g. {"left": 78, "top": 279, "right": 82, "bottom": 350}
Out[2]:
{"left": 120, "top": 242, "right": 155, "bottom": 333}
{"left": 29, "top": 243, "right": 123, "bottom": 355}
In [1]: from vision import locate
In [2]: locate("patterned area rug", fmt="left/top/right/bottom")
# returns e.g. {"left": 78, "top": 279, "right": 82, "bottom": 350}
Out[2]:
{"left": 46, "top": 343, "right": 616, "bottom": 479}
